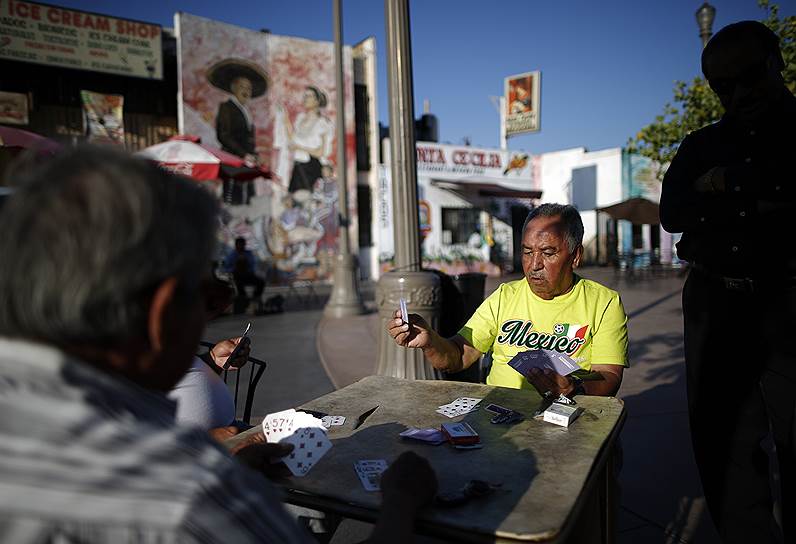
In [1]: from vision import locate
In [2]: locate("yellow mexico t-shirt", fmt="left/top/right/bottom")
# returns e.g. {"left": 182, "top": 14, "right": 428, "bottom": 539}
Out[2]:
{"left": 457, "top": 276, "right": 628, "bottom": 390}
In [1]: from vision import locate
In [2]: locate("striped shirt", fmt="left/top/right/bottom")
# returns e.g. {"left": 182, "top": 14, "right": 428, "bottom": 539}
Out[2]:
{"left": 0, "top": 338, "right": 313, "bottom": 543}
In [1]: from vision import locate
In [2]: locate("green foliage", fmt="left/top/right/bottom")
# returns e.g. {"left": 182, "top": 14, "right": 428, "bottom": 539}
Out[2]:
{"left": 628, "top": 1, "right": 795, "bottom": 179}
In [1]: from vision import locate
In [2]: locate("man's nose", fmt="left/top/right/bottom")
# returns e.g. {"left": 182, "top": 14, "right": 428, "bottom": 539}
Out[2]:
{"left": 531, "top": 253, "right": 544, "bottom": 270}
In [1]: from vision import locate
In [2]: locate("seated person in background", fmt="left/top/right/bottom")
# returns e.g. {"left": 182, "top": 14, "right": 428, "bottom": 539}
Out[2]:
{"left": 170, "top": 276, "right": 249, "bottom": 433}
{"left": 224, "top": 236, "right": 265, "bottom": 308}
{"left": 388, "top": 203, "right": 628, "bottom": 398}
{"left": 0, "top": 147, "right": 437, "bottom": 543}
{"left": 170, "top": 336, "right": 249, "bottom": 432}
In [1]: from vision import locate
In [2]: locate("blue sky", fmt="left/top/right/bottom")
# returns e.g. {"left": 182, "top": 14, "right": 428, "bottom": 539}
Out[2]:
{"left": 54, "top": 0, "right": 793, "bottom": 154}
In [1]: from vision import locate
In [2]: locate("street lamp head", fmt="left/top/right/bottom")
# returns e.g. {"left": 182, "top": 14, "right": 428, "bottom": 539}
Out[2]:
{"left": 696, "top": 2, "right": 716, "bottom": 47}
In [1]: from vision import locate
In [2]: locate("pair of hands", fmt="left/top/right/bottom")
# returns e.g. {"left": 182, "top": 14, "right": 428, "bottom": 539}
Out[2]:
{"left": 210, "top": 426, "right": 294, "bottom": 478}
{"left": 387, "top": 309, "right": 575, "bottom": 398}
{"left": 212, "top": 426, "right": 438, "bottom": 510}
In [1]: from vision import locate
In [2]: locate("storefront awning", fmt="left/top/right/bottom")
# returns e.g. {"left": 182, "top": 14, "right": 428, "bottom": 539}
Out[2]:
{"left": 597, "top": 197, "right": 660, "bottom": 225}
{"left": 430, "top": 176, "right": 541, "bottom": 198}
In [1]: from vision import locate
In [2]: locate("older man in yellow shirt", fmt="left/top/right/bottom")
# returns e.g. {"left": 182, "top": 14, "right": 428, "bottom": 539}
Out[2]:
{"left": 388, "top": 203, "right": 628, "bottom": 399}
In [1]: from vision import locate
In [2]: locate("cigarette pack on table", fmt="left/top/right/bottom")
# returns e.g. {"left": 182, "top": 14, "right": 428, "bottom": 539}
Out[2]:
{"left": 543, "top": 403, "right": 583, "bottom": 427}
{"left": 441, "top": 422, "right": 480, "bottom": 445}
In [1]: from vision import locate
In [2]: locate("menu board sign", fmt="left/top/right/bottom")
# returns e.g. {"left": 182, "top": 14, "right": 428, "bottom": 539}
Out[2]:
{"left": 0, "top": 0, "right": 162, "bottom": 79}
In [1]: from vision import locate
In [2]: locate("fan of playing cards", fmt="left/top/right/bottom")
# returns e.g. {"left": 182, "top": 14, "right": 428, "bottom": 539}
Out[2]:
{"left": 262, "top": 409, "right": 333, "bottom": 477}
{"left": 508, "top": 349, "right": 581, "bottom": 377}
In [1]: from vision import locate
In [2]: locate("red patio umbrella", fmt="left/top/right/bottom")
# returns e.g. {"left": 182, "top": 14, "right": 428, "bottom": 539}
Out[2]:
{"left": 0, "top": 126, "right": 62, "bottom": 155}
{"left": 136, "top": 135, "right": 268, "bottom": 181}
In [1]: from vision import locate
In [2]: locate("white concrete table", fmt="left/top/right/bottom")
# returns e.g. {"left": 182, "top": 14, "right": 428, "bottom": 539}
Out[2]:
{"left": 229, "top": 375, "right": 625, "bottom": 543}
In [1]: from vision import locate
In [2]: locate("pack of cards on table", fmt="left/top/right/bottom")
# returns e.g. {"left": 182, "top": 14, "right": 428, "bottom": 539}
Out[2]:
{"left": 261, "top": 408, "right": 333, "bottom": 477}
{"left": 399, "top": 427, "right": 446, "bottom": 445}
{"left": 436, "top": 397, "right": 482, "bottom": 418}
{"left": 543, "top": 403, "right": 583, "bottom": 427}
{"left": 441, "top": 422, "right": 480, "bottom": 446}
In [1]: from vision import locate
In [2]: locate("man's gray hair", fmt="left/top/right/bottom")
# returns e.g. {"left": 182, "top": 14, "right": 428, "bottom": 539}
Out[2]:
{"left": 522, "top": 203, "right": 584, "bottom": 252}
{"left": 0, "top": 147, "right": 219, "bottom": 346}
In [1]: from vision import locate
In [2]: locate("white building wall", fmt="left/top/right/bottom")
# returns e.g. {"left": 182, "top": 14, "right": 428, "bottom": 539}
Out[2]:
{"left": 536, "top": 147, "right": 623, "bottom": 253}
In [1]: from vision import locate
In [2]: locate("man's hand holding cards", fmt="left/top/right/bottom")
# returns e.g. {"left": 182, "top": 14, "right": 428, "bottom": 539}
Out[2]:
{"left": 387, "top": 300, "right": 434, "bottom": 350}
{"left": 262, "top": 408, "right": 333, "bottom": 477}
{"left": 508, "top": 349, "right": 580, "bottom": 377}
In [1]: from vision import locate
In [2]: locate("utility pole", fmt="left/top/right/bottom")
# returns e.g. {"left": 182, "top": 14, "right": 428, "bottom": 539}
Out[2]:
{"left": 324, "top": 0, "right": 366, "bottom": 318}
{"left": 376, "top": 0, "right": 442, "bottom": 380}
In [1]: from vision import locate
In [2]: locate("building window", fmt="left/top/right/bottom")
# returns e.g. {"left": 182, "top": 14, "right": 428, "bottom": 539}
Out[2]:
{"left": 441, "top": 207, "right": 480, "bottom": 245}
{"left": 357, "top": 185, "right": 372, "bottom": 247}
{"left": 354, "top": 83, "right": 370, "bottom": 171}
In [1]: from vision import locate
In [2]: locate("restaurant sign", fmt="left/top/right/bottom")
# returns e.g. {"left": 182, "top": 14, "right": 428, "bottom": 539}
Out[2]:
{"left": 0, "top": 0, "right": 162, "bottom": 79}
{"left": 415, "top": 142, "right": 534, "bottom": 182}
{"left": 504, "top": 71, "right": 540, "bottom": 137}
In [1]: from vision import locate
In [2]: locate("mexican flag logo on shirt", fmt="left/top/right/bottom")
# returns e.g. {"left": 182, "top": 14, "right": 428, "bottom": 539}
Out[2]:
{"left": 553, "top": 323, "right": 588, "bottom": 341}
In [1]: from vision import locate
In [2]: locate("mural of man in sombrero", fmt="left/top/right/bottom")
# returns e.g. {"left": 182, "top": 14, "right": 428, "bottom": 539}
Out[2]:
{"left": 207, "top": 58, "right": 268, "bottom": 205}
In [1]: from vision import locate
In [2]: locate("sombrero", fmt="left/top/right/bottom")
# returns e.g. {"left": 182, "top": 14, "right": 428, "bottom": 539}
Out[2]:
{"left": 207, "top": 58, "right": 268, "bottom": 97}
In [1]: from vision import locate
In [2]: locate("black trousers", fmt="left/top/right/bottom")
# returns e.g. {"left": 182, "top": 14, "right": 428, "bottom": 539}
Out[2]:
{"left": 233, "top": 272, "right": 264, "bottom": 300}
{"left": 683, "top": 271, "right": 796, "bottom": 543}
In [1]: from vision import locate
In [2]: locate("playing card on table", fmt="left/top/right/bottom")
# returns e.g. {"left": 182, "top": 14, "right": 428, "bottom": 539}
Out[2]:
{"left": 354, "top": 459, "right": 388, "bottom": 491}
{"left": 281, "top": 425, "right": 332, "bottom": 477}
{"left": 436, "top": 397, "right": 482, "bottom": 418}
{"left": 508, "top": 349, "right": 580, "bottom": 378}
{"left": 321, "top": 415, "right": 346, "bottom": 428}
{"left": 261, "top": 408, "right": 297, "bottom": 442}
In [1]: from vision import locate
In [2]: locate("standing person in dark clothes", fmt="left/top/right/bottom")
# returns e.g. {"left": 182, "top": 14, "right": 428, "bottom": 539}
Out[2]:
{"left": 660, "top": 21, "right": 796, "bottom": 543}
{"left": 223, "top": 237, "right": 265, "bottom": 308}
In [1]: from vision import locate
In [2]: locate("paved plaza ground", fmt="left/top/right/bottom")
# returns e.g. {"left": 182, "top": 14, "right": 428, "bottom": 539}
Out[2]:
{"left": 204, "top": 267, "right": 722, "bottom": 543}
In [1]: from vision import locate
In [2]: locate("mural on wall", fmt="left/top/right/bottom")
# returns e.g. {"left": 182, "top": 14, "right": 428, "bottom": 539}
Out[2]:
{"left": 0, "top": 91, "right": 28, "bottom": 125}
{"left": 81, "top": 90, "right": 125, "bottom": 145}
{"left": 620, "top": 150, "right": 675, "bottom": 259}
{"left": 176, "top": 12, "right": 356, "bottom": 281}
{"left": 623, "top": 151, "right": 662, "bottom": 201}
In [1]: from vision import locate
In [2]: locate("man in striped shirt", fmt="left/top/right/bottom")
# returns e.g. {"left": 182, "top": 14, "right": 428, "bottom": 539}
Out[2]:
{"left": 0, "top": 148, "right": 436, "bottom": 543}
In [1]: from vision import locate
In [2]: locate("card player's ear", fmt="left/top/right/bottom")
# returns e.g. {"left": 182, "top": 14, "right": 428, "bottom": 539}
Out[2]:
{"left": 572, "top": 245, "right": 583, "bottom": 268}
{"left": 147, "top": 277, "right": 180, "bottom": 353}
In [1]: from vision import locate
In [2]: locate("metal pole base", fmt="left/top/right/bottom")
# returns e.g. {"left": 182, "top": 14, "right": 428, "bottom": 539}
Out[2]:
{"left": 376, "top": 270, "right": 442, "bottom": 380}
{"left": 323, "top": 253, "right": 367, "bottom": 318}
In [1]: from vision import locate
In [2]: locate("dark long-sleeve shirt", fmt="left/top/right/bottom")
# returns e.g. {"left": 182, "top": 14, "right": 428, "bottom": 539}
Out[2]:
{"left": 660, "top": 92, "right": 796, "bottom": 279}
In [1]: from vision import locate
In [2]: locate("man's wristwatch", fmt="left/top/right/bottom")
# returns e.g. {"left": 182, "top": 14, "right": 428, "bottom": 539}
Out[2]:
{"left": 568, "top": 375, "right": 586, "bottom": 397}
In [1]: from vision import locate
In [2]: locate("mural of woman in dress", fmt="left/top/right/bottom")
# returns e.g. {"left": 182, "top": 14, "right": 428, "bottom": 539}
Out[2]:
{"left": 284, "top": 86, "right": 334, "bottom": 194}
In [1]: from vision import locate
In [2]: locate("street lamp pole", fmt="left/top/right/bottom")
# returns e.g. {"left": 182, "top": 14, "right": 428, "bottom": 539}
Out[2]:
{"left": 376, "top": 0, "right": 442, "bottom": 379}
{"left": 696, "top": 2, "right": 716, "bottom": 49}
{"left": 324, "top": 0, "right": 366, "bottom": 318}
